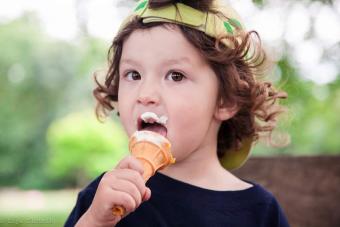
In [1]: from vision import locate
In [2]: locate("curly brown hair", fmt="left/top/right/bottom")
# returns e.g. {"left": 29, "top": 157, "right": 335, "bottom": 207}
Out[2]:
{"left": 93, "top": 0, "right": 288, "bottom": 158}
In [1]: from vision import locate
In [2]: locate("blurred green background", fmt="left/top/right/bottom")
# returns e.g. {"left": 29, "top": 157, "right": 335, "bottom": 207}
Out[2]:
{"left": 0, "top": 0, "right": 339, "bottom": 226}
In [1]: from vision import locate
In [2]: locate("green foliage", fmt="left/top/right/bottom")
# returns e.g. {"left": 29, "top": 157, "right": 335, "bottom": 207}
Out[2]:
{"left": 0, "top": 13, "right": 108, "bottom": 189}
{"left": 252, "top": 57, "right": 340, "bottom": 156}
{"left": 0, "top": 13, "right": 76, "bottom": 188}
{"left": 46, "top": 111, "right": 128, "bottom": 187}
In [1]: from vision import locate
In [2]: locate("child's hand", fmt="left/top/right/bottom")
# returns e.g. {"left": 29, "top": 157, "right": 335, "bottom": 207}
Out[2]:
{"left": 75, "top": 155, "right": 152, "bottom": 227}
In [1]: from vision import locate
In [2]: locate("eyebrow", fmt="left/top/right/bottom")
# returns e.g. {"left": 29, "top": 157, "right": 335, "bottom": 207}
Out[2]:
{"left": 120, "top": 57, "right": 192, "bottom": 66}
{"left": 120, "top": 58, "right": 140, "bottom": 67}
{"left": 163, "top": 57, "right": 192, "bottom": 65}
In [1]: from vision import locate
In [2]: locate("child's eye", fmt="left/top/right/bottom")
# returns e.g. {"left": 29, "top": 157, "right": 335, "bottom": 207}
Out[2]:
{"left": 125, "top": 71, "right": 141, "bottom": 80}
{"left": 166, "top": 71, "right": 185, "bottom": 82}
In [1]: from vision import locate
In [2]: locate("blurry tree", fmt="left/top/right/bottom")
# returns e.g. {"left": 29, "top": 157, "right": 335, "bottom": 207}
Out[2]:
{"left": 253, "top": 57, "right": 340, "bottom": 156}
{"left": 47, "top": 111, "right": 128, "bottom": 188}
{"left": 0, "top": 12, "right": 108, "bottom": 189}
{"left": 0, "top": 13, "right": 77, "bottom": 188}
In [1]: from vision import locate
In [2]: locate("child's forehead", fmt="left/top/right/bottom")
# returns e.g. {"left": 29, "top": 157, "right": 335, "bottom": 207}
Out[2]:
{"left": 120, "top": 25, "right": 206, "bottom": 66}
{"left": 125, "top": 23, "right": 181, "bottom": 42}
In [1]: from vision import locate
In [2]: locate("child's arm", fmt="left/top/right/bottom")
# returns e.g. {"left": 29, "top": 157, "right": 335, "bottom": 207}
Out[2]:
{"left": 75, "top": 156, "right": 152, "bottom": 227}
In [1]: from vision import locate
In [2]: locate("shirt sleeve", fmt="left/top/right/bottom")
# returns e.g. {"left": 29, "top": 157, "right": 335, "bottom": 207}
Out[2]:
{"left": 265, "top": 197, "right": 290, "bottom": 227}
{"left": 64, "top": 173, "right": 104, "bottom": 227}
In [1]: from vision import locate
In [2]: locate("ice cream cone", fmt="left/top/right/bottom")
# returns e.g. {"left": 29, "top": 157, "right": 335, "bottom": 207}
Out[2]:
{"left": 129, "top": 131, "right": 175, "bottom": 181}
{"left": 112, "top": 130, "right": 175, "bottom": 216}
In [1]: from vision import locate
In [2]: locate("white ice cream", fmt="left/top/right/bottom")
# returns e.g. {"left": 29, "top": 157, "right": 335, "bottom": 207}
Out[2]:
{"left": 132, "top": 130, "right": 170, "bottom": 147}
{"left": 140, "top": 112, "right": 168, "bottom": 125}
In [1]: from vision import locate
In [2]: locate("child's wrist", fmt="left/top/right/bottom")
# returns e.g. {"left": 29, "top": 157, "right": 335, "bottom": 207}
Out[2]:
{"left": 75, "top": 209, "right": 111, "bottom": 227}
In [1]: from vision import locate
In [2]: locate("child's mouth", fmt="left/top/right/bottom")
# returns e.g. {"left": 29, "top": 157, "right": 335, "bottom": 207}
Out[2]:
{"left": 137, "top": 112, "right": 168, "bottom": 137}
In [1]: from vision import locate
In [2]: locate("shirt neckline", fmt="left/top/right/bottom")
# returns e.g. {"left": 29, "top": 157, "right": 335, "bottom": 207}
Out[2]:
{"left": 149, "top": 172, "right": 260, "bottom": 194}
{"left": 146, "top": 172, "right": 270, "bottom": 207}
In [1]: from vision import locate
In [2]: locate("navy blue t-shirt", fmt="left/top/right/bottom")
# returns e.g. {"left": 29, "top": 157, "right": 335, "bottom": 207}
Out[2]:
{"left": 65, "top": 172, "right": 289, "bottom": 227}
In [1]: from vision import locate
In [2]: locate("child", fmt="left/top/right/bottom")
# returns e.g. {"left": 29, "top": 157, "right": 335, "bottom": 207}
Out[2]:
{"left": 65, "top": 0, "right": 289, "bottom": 226}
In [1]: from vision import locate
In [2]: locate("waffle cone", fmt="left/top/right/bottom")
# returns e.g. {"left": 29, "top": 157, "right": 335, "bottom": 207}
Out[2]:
{"left": 112, "top": 131, "right": 175, "bottom": 217}
{"left": 129, "top": 131, "right": 175, "bottom": 181}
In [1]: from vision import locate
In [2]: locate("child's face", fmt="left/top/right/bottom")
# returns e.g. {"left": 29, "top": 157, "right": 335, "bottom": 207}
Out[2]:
{"left": 118, "top": 25, "right": 227, "bottom": 161}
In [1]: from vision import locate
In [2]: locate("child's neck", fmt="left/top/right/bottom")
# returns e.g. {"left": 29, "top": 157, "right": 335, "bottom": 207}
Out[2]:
{"left": 159, "top": 150, "right": 252, "bottom": 191}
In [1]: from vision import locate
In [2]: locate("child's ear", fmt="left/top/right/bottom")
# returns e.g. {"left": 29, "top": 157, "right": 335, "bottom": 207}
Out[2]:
{"left": 214, "top": 99, "right": 238, "bottom": 121}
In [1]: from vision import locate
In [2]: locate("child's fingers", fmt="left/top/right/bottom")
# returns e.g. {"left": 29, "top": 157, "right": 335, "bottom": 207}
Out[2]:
{"left": 110, "top": 178, "right": 143, "bottom": 207}
{"left": 110, "top": 190, "right": 137, "bottom": 213}
{"left": 105, "top": 169, "right": 146, "bottom": 206}
{"left": 116, "top": 155, "right": 144, "bottom": 176}
{"left": 142, "top": 187, "right": 151, "bottom": 202}
{"left": 113, "top": 169, "right": 146, "bottom": 196}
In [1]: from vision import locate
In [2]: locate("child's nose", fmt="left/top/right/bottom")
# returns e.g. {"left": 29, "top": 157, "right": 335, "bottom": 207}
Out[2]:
{"left": 138, "top": 95, "right": 158, "bottom": 105}
{"left": 137, "top": 80, "right": 160, "bottom": 106}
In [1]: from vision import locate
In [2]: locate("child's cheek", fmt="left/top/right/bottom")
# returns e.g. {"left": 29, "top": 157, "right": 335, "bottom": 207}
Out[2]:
{"left": 168, "top": 108, "right": 203, "bottom": 158}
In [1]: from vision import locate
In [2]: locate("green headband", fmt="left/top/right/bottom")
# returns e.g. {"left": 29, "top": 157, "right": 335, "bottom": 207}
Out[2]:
{"left": 118, "top": 0, "right": 252, "bottom": 170}
{"left": 119, "top": 0, "right": 246, "bottom": 49}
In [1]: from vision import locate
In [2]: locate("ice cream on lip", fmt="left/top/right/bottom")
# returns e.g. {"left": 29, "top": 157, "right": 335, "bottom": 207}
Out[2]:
{"left": 136, "top": 111, "right": 169, "bottom": 137}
